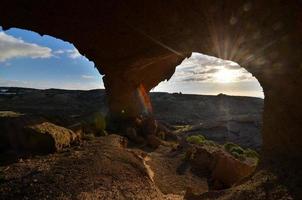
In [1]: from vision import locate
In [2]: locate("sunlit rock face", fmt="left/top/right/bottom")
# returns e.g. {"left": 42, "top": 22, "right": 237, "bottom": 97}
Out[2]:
{"left": 0, "top": 0, "right": 301, "bottom": 162}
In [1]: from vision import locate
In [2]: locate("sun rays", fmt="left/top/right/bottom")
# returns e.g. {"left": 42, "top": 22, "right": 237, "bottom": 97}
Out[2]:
{"left": 153, "top": 53, "right": 264, "bottom": 98}
{"left": 213, "top": 67, "right": 241, "bottom": 83}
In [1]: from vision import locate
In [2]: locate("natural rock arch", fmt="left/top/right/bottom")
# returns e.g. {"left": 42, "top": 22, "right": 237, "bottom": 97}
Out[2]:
{"left": 0, "top": 0, "right": 301, "bottom": 166}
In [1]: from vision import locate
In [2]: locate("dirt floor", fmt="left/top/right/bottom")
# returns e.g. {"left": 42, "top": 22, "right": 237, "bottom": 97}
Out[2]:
{"left": 0, "top": 134, "right": 297, "bottom": 200}
{"left": 0, "top": 135, "right": 185, "bottom": 200}
{"left": 0, "top": 135, "right": 169, "bottom": 199}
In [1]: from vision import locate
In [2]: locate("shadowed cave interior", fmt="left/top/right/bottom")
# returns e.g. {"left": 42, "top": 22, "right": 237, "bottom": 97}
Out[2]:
{"left": 0, "top": 0, "right": 302, "bottom": 199}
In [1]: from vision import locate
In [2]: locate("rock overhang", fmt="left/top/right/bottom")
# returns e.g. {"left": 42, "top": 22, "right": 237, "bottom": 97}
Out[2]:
{"left": 0, "top": 0, "right": 301, "bottom": 162}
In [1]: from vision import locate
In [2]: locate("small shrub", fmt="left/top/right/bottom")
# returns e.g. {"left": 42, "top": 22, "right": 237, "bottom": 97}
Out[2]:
{"left": 224, "top": 142, "right": 244, "bottom": 153}
{"left": 204, "top": 140, "right": 219, "bottom": 147}
{"left": 186, "top": 135, "right": 205, "bottom": 145}
{"left": 231, "top": 151, "right": 245, "bottom": 161}
{"left": 244, "top": 148, "right": 260, "bottom": 159}
{"left": 93, "top": 112, "right": 106, "bottom": 133}
{"left": 224, "top": 142, "right": 260, "bottom": 162}
{"left": 83, "top": 112, "right": 107, "bottom": 136}
{"left": 231, "top": 146, "right": 245, "bottom": 155}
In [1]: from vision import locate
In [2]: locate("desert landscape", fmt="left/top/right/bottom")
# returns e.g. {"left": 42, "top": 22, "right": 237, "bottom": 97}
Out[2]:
{"left": 0, "top": 87, "right": 274, "bottom": 199}
{"left": 0, "top": 87, "right": 263, "bottom": 149}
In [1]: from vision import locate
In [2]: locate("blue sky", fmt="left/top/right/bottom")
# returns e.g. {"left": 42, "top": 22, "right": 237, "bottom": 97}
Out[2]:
{"left": 0, "top": 27, "right": 103, "bottom": 90}
{"left": 0, "top": 27, "right": 263, "bottom": 98}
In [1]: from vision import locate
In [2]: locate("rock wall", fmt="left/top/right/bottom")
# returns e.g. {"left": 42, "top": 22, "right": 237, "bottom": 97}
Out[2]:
{"left": 0, "top": 0, "right": 301, "bottom": 163}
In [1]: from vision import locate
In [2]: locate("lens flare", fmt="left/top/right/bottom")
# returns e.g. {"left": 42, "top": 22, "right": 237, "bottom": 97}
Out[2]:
{"left": 137, "top": 84, "right": 153, "bottom": 115}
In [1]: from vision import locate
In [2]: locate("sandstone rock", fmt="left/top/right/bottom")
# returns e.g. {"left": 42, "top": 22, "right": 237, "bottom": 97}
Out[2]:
{"left": 190, "top": 146, "right": 213, "bottom": 176}
{"left": 211, "top": 150, "right": 256, "bottom": 187}
{"left": 24, "top": 122, "right": 80, "bottom": 153}
{"left": 102, "top": 134, "right": 128, "bottom": 148}
{"left": 0, "top": 111, "right": 80, "bottom": 154}
{"left": 189, "top": 144, "right": 256, "bottom": 188}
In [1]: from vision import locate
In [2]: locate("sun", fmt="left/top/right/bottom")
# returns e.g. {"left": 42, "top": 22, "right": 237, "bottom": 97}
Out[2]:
{"left": 214, "top": 68, "right": 238, "bottom": 83}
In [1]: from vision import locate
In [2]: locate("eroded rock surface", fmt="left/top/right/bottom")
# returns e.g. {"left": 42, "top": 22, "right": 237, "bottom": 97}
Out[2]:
{"left": 187, "top": 143, "right": 257, "bottom": 189}
{"left": 0, "top": 111, "right": 79, "bottom": 156}
{"left": 211, "top": 150, "right": 256, "bottom": 188}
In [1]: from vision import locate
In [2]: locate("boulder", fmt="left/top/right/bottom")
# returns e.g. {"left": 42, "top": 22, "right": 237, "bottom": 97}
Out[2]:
{"left": 211, "top": 150, "right": 256, "bottom": 187}
{"left": 189, "top": 144, "right": 256, "bottom": 188}
{"left": 24, "top": 122, "right": 79, "bottom": 153}
{"left": 190, "top": 146, "right": 213, "bottom": 176}
{"left": 0, "top": 111, "right": 80, "bottom": 154}
{"left": 102, "top": 134, "right": 128, "bottom": 148}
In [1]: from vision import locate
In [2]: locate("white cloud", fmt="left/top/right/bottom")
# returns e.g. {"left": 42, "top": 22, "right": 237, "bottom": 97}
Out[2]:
{"left": 67, "top": 48, "right": 82, "bottom": 59}
{"left": 0, "top": 32, "right": 52, "bottom": 62}
{"left": 170, "top": 53, "right": 254, "bottom": 83}
{"left": 53, "top": 49, "right": 83, "bottom": 59}
{"left": 54, "top": 49, "right": 64, "bottom": 54}
{"left": 154, "top": 53, "right": 263, "bottom": 98}
{"left": 81, "top": 75, "right": 95, "bottom": 79}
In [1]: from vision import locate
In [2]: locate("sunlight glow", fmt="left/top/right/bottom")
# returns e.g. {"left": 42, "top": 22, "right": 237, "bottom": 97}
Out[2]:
{"left": 152, "top": 53, "right": 264, "bottom": 98}
{"left": 214, "top": 68, "right": 239, "bottom": 83}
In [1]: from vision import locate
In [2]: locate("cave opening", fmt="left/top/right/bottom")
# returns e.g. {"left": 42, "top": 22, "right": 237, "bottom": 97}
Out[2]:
{"left": 0, "top": 27, "right": 109, "bottom": 155}
{"left": 0, "top": 27, "right": 104, "bottom": 91}
{"left": 0, "top": 1, "right": 301, "bottom": 198}
{"left": 152, "top": 52, "right": 264, "bottom": 160}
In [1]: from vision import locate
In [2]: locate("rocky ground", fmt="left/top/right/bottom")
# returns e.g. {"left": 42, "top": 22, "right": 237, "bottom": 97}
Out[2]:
{"left": 0, "top": 134, "right": 183, "bottom": 200}
{"left": 1, "top": 87, "right": 294, "bottom": 200}
{"left": 0, "top": 87, "right": 263, "bottom": 149}
{"left": 0, "top": 132, "right": 294, "bottom": 200}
